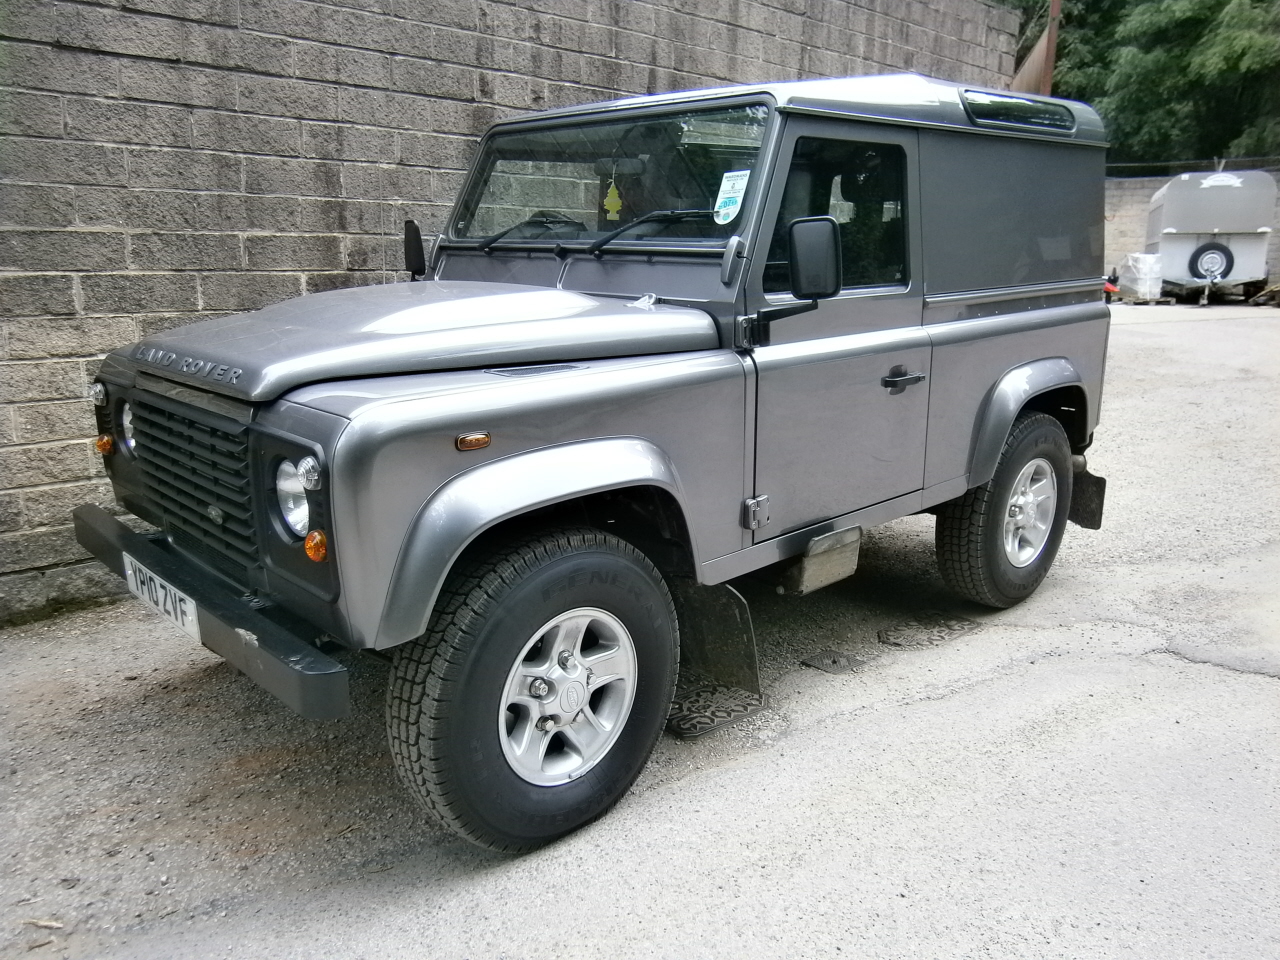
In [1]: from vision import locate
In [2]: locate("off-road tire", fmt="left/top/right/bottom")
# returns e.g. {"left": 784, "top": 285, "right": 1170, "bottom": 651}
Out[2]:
{"left": 935, "top": 413, "right": 1073, "bottom": 608}
{"left": 386, "top": 528, "right": 678, "bottom": 852}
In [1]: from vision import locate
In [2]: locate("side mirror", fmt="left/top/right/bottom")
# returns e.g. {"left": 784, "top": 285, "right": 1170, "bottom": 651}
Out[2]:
{"left": 788, "top": 216, "right": 842, "bottom": 300}
{"left": 749, "top": 216, "right": 842, "bottom": 347}
{"left": 404, "top": 219, "right": 426, "bottom": 280}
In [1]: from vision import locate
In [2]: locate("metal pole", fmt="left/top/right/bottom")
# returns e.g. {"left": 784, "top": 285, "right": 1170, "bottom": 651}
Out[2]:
{"left": 1041, "top": 0, "right": 1062, "bottom": 96}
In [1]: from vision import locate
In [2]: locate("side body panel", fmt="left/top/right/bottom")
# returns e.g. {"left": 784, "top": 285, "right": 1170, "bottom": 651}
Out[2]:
{"left": 917, "top": 126, "right": 1108, "bottom": 494}
{"left": 922, "top": 299, "right": 1110, "bottom": 492}
{"left": 287, "top": 352, "right": 748, "bottom": 648}
{"left": 918, "top": 130, "right": 1105, "bottom": 294}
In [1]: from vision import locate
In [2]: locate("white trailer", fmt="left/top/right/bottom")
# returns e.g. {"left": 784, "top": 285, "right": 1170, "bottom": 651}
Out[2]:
{"left": 1145, "top": 170, "right": 1276, "bottom": 297}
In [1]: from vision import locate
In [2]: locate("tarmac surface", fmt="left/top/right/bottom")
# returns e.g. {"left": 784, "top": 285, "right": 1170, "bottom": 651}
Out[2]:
{"left": 2, "top": 303, "right": 1278, "bottom": 959}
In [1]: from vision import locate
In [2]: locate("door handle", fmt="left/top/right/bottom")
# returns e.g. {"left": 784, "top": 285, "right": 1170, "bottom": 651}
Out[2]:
{"left": 881, "top": 365, "right": 927, "bottom": 394}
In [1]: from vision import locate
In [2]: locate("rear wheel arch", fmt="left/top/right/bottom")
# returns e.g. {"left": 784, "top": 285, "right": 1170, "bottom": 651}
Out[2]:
{"left": 968, "top": 358, "right": 1089, "bottom": 488}
{"left": 1021, "top": 383, "right": 1090, "bottom": 453}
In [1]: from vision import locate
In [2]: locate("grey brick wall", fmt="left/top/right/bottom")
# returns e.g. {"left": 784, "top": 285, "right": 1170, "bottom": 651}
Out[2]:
{"left": 0, "top": 0, "right": 1018, "bottom": 624}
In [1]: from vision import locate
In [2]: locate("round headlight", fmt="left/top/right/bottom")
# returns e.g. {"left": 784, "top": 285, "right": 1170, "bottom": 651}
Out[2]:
{"left": 120, "top": 403, "right": 136, "bottom": 453}
{"left": 276, "top": 459, "right": 310, "bottom": 537}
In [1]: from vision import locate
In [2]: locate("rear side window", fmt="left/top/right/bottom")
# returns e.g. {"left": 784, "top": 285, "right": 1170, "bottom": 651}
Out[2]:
{"left": 764, "top": 137, "right": 907, "bottom": 293}
{"left": 918, "top": 130, "right": 1104, "bottom": 292}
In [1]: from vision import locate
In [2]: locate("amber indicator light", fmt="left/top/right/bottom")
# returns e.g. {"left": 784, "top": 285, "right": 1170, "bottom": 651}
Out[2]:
{"left": 456, "top": 432, "right": 491, "bottom": 451}
{"left": 304, "top": 529, "right": 328, "bottom": 562}
{"left": 95, "top": 434, "right": 114, "bottom": 455}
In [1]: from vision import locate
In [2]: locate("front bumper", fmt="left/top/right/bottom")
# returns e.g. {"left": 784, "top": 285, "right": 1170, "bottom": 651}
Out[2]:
{"left": 73, "top": 505, "right": 350, "bottom": 719}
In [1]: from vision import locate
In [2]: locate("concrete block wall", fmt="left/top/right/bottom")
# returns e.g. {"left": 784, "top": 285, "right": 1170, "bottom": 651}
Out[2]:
{"left": 0, "top": 0, "right": 1018, "bottom": 624}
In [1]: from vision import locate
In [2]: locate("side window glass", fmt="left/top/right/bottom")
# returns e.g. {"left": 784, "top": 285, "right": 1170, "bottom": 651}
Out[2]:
{"left": 763, "top": 137, "right": 907, "bottom": 293}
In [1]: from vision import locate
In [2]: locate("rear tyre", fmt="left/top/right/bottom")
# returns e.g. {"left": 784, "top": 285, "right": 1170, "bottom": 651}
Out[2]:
{"left": 935, "top": 413, "right": 1073, "bottom": 608}
{"left": 386, "top": 528, "right": 678, "bottom": 852}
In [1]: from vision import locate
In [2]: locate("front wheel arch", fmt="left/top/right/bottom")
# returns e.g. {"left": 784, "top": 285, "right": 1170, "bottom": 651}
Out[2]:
{"left": 375, "top": 438, "right": 694, "bottom": 650}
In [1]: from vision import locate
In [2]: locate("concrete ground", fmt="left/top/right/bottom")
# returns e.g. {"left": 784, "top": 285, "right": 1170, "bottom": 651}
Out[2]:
{"left": 2, "top": 303, "right": 1278, "bottom": 959}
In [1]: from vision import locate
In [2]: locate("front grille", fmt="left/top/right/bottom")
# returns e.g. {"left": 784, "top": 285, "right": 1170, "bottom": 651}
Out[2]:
{"left": 131, "top": 394, "right": 259, "bottom": 578}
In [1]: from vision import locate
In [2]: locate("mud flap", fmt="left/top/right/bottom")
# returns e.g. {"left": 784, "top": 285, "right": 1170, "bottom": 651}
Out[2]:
{"left": 1069, "top": 468, "right": 1106, "bottom": 529}
{"left": 666, "top": 579, "right": 767, "bottom": 739}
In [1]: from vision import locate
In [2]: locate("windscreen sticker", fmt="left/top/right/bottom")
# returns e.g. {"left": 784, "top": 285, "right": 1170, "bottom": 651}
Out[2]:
{"left": 713, "top": 170, "right": 751, "bottom": 224}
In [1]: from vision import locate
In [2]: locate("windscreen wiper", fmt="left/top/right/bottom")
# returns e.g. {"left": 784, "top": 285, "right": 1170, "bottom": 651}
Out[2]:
{"left": 477, "top": 214, "right": 587, "bottom": 254}
{"left": 585, "top": 208, "right": 712, "bottom": 258}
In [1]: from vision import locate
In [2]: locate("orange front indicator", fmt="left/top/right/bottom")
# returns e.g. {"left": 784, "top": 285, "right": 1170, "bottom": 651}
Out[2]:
{"left": 95, "top": 434, "right": 114, "bottom": 455}
{"left": 304, "top": 529, "right": 328, "bottom": 562}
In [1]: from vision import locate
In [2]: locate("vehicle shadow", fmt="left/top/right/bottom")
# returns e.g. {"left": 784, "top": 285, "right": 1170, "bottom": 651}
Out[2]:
{"left": 4, "top": 518, "right": 998, "bottom": 948}
{"left": 734, "top": 515, "right": 996, "bottom": 685}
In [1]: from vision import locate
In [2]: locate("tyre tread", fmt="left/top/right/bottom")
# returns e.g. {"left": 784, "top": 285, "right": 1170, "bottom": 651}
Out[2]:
{"left": 935, "top": 412, "right": 1066, "bottom": 609}
{"left": 385, "top": 527, "right": 677, "bottom": 852}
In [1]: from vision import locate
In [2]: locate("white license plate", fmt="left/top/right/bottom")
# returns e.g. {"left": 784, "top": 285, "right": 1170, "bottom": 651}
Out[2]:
{"left": 123, "top": 552, "right": 202, "bottom": 642}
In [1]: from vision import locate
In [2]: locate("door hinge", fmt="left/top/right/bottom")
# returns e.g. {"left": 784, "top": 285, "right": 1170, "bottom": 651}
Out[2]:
{"left": 736, "top": 315, "right": 766, "bottom": 349}
{"left": 742, "top": 495, "right": 771, "bottom": 530}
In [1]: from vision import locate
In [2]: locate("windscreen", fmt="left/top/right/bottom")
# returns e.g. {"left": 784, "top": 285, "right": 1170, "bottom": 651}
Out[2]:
{"left": 454, "top": 103, "right": 771, "bottom": 246}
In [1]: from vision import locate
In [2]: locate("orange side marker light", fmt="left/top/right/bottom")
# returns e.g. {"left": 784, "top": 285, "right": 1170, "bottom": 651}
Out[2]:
{"left": 95, "top": 434, "right": 114, "bottom": 455}
{"left": 304, "top": 529, "right": 328, "bottom": 562}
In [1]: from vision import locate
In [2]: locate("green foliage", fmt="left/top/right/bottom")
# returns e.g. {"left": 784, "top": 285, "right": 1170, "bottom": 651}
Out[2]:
{"left": 996, "top": 0, "right": 1280, "bottom": 162}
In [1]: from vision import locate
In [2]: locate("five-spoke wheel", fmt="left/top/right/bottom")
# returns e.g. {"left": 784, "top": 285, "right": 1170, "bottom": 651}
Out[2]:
{"left": 1002, "top": 457, "right": 1058, "bottom": 568}
{"left": 499, "top": 608, "right": 637, "bottom": 786}
{"left": 936, "top": 412, "right": 1073, "bottom": 608}
{"left": 386, "top": 528, "right": 678, "bottom": 852}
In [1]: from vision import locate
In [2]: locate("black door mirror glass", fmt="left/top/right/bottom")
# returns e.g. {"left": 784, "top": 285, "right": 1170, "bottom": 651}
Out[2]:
{"left": 404, "top": 219, "right": 426, "bottom": 279}
{"left": 788, "top": 216, "right": 841, "bottom": 300}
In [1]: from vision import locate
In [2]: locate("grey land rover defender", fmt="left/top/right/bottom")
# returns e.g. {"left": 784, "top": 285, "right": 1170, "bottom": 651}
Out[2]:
{"left": 75, "top": 74, "right": 1109, "bottom": 851}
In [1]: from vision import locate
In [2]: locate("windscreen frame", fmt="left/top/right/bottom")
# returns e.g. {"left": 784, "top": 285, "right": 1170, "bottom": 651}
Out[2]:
{"left": 446, "top": 97, "right": 778, "bottom": 253}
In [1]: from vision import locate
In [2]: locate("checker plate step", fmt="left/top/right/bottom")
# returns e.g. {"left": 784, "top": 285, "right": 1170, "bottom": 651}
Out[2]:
{"left": 878, "top": 611, "right": 978, "bottom": 647}
{"left": 801, "top": 649, "right": 871, "bottom": 674}
{"left": 667, "top": 682, "right": 767, "bottom": 739}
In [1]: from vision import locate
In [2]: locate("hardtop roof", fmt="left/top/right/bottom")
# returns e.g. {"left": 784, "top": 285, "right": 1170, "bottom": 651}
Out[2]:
{"left": 490, "top": 73, "right": 1107, "bottom": 145}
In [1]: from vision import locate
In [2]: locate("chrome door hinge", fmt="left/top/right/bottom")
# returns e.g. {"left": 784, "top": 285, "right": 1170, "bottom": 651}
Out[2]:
{"left": 742, "top": 495, "right": 771, "bottom": 530}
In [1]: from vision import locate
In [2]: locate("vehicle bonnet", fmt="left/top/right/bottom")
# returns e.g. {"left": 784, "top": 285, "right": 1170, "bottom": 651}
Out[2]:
{"left": 115, "top": 280, "right": 720, "bottom": 401}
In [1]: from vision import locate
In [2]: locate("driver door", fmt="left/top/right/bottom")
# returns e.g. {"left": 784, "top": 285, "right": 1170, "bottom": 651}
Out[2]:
{"left": 747, "top": 118, "right": 929, "bottom": 540}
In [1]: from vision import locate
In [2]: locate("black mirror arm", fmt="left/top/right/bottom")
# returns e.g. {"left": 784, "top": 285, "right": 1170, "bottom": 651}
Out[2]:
{"left": 403, "top": 220, "right": 427, "bottom": 280}
{"left": 748, "top": 300, "right": 818, "bottom": 347}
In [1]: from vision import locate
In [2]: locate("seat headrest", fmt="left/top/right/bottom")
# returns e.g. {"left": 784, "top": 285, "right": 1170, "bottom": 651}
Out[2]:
{"left": 838, "top": 148, "right": 902, "bottom": 204}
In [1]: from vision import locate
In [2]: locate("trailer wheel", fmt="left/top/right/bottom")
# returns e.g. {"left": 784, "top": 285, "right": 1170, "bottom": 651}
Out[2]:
{"left": 1189, "top": 242, "right": 1234, "bottom": 280}
{"left": 386, "top": 528, "right": 678, "bottom": 852}
{"left": 935, "top": 413, "right": 1073, "bottom": 608}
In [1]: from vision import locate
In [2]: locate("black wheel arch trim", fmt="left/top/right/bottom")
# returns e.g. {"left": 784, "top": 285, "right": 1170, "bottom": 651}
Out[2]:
{"left": 968, "top": 357, "right": 1088, "bottom": 489}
